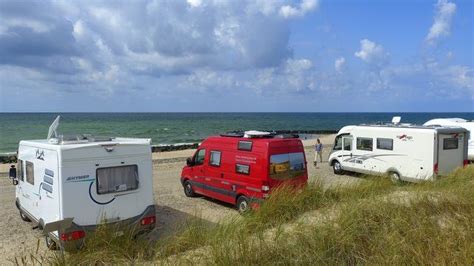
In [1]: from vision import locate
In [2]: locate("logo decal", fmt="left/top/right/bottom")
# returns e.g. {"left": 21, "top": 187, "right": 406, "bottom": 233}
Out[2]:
{"left": 36, "top": 149, "right": 45, "bottom": 160}
{"left": 397, "top": 134, "right": 413, "bottom": 141}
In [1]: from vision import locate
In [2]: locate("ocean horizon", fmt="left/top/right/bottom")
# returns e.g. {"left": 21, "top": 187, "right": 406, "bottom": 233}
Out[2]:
{"left": 1, "top": 112, "right": 473, "bottom": 154}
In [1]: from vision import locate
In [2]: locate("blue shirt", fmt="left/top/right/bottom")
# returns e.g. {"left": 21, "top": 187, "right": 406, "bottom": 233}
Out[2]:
{"left": 315, "top": 143, "right": 323, "bottom": 152}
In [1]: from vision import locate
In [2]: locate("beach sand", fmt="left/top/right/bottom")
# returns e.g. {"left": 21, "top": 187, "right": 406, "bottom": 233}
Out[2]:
{"left": 0, "top": 134, "right": 364, "bottom": 263}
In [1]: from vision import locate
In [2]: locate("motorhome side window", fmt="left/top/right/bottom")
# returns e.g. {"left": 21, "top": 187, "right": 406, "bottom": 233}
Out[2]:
{"left": 443, "top": 138, "right": 458, "bottom": 150}
{"left": 25, "top": 161, "right": 34, "bottom": 185}
{"left": 18, "top": 160, "right": 24, "bottom": 181}
{"left": 238, "top": 141, "right": 252, "bottom": 151}
{"left": 236, "top": 164, "right": 250, "bottom": 175}
{"left": 195, "top": 149, "right": 206, "bottom": 165}
{"left": 356, "top": 138, "right": 373, "bottom": 151}
{"left": 377, "top": 138, "right": 393, "bottom": 150}
{"left": 97, "top": 165, "right": 139, "bottom": 195}
{"left": 209, "top": 151, "right": 221, "bottom": 167}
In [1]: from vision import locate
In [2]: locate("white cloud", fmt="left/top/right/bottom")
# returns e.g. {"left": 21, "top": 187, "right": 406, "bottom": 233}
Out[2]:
{"left": 279, "top": 0, "right": 319, "bottom": 18}
{"left": 187, "top": 0, "right": 202, "bottom": 8}
{"left": 355, "top": 39, "right": 388, "bottom": 66}
{"left": 426, "top": 0, "right": 456, "bottom": 44}
{"left": 334, "top": 57, "right": 345, "bottom": 72}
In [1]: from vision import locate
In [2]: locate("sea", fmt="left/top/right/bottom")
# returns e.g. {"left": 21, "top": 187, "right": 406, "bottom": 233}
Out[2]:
{"left": 0, "top": 112, "right": 473, "bottom": 154}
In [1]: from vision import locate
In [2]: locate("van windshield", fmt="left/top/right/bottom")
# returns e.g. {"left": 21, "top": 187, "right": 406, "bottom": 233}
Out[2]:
{"left": 269, "top": 152, "right": 305, "bottom": 180}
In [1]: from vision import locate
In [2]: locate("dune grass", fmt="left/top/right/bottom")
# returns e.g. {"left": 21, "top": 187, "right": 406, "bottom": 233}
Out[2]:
{"left": 22, "top": 166, "right": 474, "bottom": 265}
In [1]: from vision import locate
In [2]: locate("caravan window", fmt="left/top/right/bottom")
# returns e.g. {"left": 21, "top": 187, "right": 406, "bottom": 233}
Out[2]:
{"left": 356, "top": 138, "right": 373, "bottom": 151}
{"left": 18, "top": 160, "right": 24, "bottom": 182}
{"left": 269, "top": 152, "right": 306, "bottom": 180}
{"left": 238, "top": 141, "right": 252, "bottom": 151}
{"left": 25, "top": 161, "right": 34, "bottom": 185}
{"left": 443, "top": 138, "right": 458, "bottom": 150}
{"left": 96, "top": 165, "right": 139, "bottom": 195}
{"left": 236, "top": 164, "right": 250, "bottom": 175}
{"left": 377, "top": 138, "right": 393, "bottom": 150}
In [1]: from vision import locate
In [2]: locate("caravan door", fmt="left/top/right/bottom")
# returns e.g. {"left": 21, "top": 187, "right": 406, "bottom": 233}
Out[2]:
{"left": 340, "top": 136, "right": 355, "bottom": 170}
{"left": 437, "top": 133, "right": 465, "bottom": 175}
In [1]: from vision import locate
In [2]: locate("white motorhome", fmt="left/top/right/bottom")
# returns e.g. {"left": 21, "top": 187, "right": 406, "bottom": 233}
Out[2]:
{"left": 15, "top": 117, "right": 156, "bottom": 250}
{"left": 328, "top": 118, "right": 469, "bottom": 182}
{"left": 423, "top": 118, "right": 474, "bottom": 161}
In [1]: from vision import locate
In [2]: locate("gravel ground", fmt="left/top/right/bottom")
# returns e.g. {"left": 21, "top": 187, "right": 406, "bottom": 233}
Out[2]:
{"left": 0, "top": 135, "right": 363, "bottom": 264}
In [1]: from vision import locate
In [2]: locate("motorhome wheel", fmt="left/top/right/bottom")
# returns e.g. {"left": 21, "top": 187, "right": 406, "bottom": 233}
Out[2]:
{"left": 45, "top": 235, "right": 58, "bottom": 250}
{"left": 390, "top": 172, "right": 401, "bottom": 183}
{"left": 183, "top": 180, "right": 196, "bottom": 197}
{"left": 19, "top": 211, "right": 31, "bottom": 222}
{"left": 333, "top": 161, "right": 343, "bottom": 175}
{"left": 237, "top": 196, "right": 250, "bottom": 214}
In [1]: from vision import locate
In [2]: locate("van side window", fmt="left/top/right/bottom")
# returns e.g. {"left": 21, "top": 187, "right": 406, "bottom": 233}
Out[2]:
{"left": 238, "top": 141, "right": 252, "bottom": 151}
{"left": 18, "top": 160, "right": 24, "bottom": 182}
{"left": 377, "top": 138, "right": 393, "bottom": 150}
{"left": 97, "top": 165, "right": 139, "bottom": 195}
{"left": 195, "top": 149, "right": 206, "bottom": 165}
{"left": 236, "top": 164, "right": 250, "bottom": 175}
{"left": 209, "top": 151, "right": 221, "bottom": 167}
{"left": 25, "top": 161, "right": 34, "bottom": 185}
{"left": 356, "top": 138, "right": 373, "bottom": 151}
{"left": 443, "top": 138, "right": 458, "bottom": 150}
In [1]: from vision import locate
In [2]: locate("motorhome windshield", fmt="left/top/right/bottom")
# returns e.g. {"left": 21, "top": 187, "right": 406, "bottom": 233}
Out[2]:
{"left": 269, "top": 152, "right": 305, "bottom": 180}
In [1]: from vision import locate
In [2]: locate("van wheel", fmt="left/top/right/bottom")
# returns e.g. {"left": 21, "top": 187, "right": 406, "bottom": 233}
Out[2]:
{"left": 389, "top": 172, "right": 401, "bottom": 184}
{"left": 183, "top": 181, "right": 196, "bottom": 197}
{"left": 45, "top": 235, "right": 58, "bottom": 250}
{"left": 20, "top": 211, "right": 31, "bottom": 222}
{"left": 333, "top": 161, "right": 343, "bottom": 175}
{"left": 236, "top": 196, "right": 250, "bottom": 214}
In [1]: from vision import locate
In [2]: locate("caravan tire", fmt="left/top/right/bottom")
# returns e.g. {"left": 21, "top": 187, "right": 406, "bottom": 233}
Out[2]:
{"left": 45, "top": 235, "right": 58, "bottom": 250}
{"left": 236, "top": 196, "right": 250, "bottom": 214}
{"left": 19, "top": 211, "right": 31, "bottom": 222}
{"left": 183, "top": 180, "right": 196, "bottom": 197}
{"left": 389, "top": 172, "right": 401, "bottom": 184}
{"left": 333, "top": 161, "right": 343, "bottom": 175}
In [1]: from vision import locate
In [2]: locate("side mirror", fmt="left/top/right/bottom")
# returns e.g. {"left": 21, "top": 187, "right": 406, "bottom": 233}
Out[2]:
{"left": 186, "top": 157, "right": 194, "bottom": 167}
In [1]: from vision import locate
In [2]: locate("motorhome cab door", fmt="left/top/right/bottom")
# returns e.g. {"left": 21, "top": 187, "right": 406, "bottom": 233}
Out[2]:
{"left": 341, "top": 136, "right": 354, "bottom": 169}
{"left": 437, "top": 134, "right": 465, "bottom": 175}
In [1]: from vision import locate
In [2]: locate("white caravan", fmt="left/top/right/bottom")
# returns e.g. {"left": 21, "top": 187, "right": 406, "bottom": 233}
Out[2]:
{"left": 15, "top": 117, "right": 155, "bottom": 250}
{"left": 423, "top": 118, "right": 474, "bottom": 161}
{"left": 328, "top": 118, "right": 469, "bottom": 182}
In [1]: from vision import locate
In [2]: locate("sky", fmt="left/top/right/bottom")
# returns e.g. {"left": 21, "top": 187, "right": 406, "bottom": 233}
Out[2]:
{"left": 0, "top": 0, "right": 472, "bottom": 112}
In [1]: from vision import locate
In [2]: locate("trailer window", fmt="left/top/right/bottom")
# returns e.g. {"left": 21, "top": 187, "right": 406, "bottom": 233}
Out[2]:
{"left": 377, "top": 138, "right": 393, "bottom": 150}
{"left": 443, "top": 138, "right": 458, "bottom": 150}
{"left": 356, "top": 138, "right": 373, "bottom": 151}
{"left": 209, "top": 151, "right": 221, "bottom": 167}
{"left": 96, "top": 165, "right": 139, "bottom": 195}
{"left": 238, "top": 141, "right": 252, "bottom": 151}
{"left": 194, "top": 149, "right": 206, "bottom": 165}
{"left": 18, "top": 160, "right": 24, "bottom": 182}
{"left": 25, "top": 161, "right": 34, "bottom": 185}
{"left": 269, "top": 152, "right": 306, "bottom": 180}
{"left": 236, "top": 164, "right": 250, "bottom": 175}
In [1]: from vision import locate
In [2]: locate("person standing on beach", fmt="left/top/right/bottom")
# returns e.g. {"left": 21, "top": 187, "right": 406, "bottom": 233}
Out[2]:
{"left": 314, "top": 139, "right": 323, "bottom": 168}
{"left": 9, "top": 165, "right": 17, "bottom": 180}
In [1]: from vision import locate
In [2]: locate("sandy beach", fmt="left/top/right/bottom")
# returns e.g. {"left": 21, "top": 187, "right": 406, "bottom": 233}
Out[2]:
{"left": 0, "top": 134, "right": 365, "bottom": 264}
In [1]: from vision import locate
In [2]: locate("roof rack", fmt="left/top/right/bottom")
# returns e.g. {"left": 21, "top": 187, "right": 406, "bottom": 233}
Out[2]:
{"left": 51, "top": 134, "right": 114, "bottom": 144}
{"left": 219, "top": 130, "right": 299, "bottom": 139}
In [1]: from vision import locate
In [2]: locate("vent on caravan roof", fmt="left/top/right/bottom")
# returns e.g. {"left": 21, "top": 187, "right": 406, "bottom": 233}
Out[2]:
{"left": 56, "top": 134, "right": 114, "bottom": 144}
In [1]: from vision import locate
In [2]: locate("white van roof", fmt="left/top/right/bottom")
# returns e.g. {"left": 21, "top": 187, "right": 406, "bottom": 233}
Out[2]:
{"left": 338, "top": 124, "right": 467, "bottom": 135}
{"left": 19, "top": 136, "right": 151, "bottom": 151}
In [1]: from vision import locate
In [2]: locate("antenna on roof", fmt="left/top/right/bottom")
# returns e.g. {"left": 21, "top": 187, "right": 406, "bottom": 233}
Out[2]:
{"left": 392, "top": 116, "right": 401, "bottom": 125}
{"left": 47, "top": 115, "right": 61, "bottom": 140}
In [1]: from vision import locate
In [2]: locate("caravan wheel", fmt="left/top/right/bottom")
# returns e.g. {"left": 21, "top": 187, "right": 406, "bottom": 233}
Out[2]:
{"left": 19, "top": 211, "right": 31, "bottom": 222}
{"left": 389, "top": 172, "right": 401, "bottom": 184}
{"left": 45, "top": 236, "right": 58, "bottom": 250}
{"left": 333, "top": 161, "right": 343, "bottom": 175}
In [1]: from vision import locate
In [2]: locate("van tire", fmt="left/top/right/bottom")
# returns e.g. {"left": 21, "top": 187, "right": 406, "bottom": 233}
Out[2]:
{"left": 45, "top": 235, "right": 58, "bottom": 250}
{"left": 333, "top": 161, "right": 343, "bottom": 175}
{"left": 389, "top": 172, "right": 401, "bottom": 184}
{"left": 183, "top": 180, "right": 196, "bottom": 197}
{"left": 236, "top": 196, "right": 250, "bottom": 214}
{"left": 20, "top": 211, "right": 31, "bottom": 222}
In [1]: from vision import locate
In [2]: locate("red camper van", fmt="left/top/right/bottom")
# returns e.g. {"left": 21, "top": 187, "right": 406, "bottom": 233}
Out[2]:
{"left": 180, "top": 131, "right": 308, "bottom": 212}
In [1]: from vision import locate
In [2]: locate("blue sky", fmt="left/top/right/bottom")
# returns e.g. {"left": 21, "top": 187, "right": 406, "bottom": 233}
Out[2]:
{"left": 0, "top": 0, "right": 472, "bottom": 112}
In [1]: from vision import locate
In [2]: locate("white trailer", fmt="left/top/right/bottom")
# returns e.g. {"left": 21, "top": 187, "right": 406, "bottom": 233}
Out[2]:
{"left": 14, "top": 118, "right": 156, "bottom": 250}
{"left": 423, "top": 118, "right": 474, "bottom": 161}
{"left": 328, "top": 120, "right": 469, "bottom": 183}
